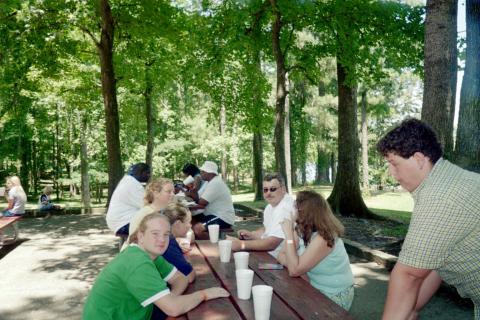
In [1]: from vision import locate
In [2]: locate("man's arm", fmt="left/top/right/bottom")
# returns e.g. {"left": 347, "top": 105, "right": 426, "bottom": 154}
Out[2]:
{"left": 226, "top": 235, "right": 282, "bottom": 252}
{"left": 382, "top": 262, "right": 432, "bottom": 320}
{"left": 237, "top": 227, "right": 265, "bottom": 240}
{"left": 189, "top": 198, "right": 209, "bottom": 211}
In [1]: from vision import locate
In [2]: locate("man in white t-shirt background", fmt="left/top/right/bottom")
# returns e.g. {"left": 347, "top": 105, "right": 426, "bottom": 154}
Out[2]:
{"left": 227, "top": 173, "right": 294, "bottom": 258}
{"left": 190, "top": 161, "right": 236, "bottom": 240}
{"left": 106, "top": 163, "right": 151, "bottom": 236}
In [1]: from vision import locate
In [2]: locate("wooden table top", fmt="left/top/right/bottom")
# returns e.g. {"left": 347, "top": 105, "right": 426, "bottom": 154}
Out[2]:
{"left": 168, "top": 240, "right": 353, "bottom": 320}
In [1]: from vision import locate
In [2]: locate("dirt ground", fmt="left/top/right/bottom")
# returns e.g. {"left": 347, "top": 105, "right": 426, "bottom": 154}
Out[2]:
{"left": 0, "top": 214, "right": 473, "bottom": 320}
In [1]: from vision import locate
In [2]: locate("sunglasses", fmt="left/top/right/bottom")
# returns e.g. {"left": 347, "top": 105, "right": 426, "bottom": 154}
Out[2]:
{"left": 263, "top": 187, "right": 279, "bottom": 193}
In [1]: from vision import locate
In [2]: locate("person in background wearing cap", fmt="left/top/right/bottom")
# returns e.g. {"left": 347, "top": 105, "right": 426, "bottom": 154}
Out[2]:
{"left": 226, "top": 173, "right": 294, "bottom": 259}
{"left": 106, "top": 163, "right": 151, "bottom": 237}
{"left": 83, "top": 212, "right": 229, "bottom": 320}
{"left": 189, "top": 161, "right": 235, "bottom": 240}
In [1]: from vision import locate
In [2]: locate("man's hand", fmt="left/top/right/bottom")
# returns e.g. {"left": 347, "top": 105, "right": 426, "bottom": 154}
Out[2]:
{"left": 225, "top": 235, "right": 244, "bottom": 251}
{"left": 237, "top": 229, "right": 254, "bottom": 240}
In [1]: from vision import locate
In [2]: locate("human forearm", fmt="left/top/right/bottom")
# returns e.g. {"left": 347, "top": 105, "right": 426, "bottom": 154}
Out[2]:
{"left": 283, "top": 239, "right": 301, "bottom": 276}
{"left": 157, "top": 291, "right": 205, "bottom": 317}
{"left": 187, "top": 270, "right": 196, "bottom": 283}
{"left": 413, "top": 270, "right": 441, "bottom": 312}
{"left": 156, "top": 287, "right": 229, "bottom": 317}
{"left": 382, "top": 263, "right": 429, "bottom": 320}
{"left": 169, "top": 273, "right": 189, "bottom": 295}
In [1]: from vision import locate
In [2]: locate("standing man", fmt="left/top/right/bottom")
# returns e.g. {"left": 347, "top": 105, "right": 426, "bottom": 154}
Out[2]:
{"left": 106, "top": 163, "right": 151, "bottom": 237}
{"left": 191, "top": 161, "right": 235, "bottom": 239}
{"left": 227, "top": 173, "right": 294, "bottom": 259}
{"left": 378, "top": 119, "right": 480, "bottom": 320}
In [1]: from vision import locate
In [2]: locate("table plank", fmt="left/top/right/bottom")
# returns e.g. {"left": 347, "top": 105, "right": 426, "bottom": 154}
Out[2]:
{"left": 168, "top": 243, "right": 242, "bottom": 320}
{"left": 196, "top": 241, "right": 301, "bottom": 320}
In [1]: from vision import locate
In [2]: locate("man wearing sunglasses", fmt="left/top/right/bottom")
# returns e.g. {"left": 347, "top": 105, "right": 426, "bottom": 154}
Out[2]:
{"left": 227, "top": 173, "right": 294, "bottom": 258}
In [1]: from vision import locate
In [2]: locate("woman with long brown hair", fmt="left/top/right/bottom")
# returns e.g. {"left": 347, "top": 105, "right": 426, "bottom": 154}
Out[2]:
{"left": 278, "top": 190, "right": 354, "bottom": 310}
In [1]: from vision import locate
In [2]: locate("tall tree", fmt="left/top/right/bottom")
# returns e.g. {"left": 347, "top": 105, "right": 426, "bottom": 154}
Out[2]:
{"left": 270, "top": 0, "right": 290, "bottom": 192}
{"left": 455, "top": 0, "right": 480, "bottom": 172}
{"left": 82, "top": 0, "right": 123, "bottom": 202}
{"left": 421, "top": 0, "right": 457, "bottom": 157}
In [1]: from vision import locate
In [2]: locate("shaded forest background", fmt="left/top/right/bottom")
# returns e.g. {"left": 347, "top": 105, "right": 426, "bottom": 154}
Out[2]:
{"left": 0, "top": 0, "right": 478, "bottom": 217}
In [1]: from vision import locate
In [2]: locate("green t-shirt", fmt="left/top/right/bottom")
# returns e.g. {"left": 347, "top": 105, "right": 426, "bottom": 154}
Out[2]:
{"left": 83, "top": 245, "right": 176, "bottom": 320}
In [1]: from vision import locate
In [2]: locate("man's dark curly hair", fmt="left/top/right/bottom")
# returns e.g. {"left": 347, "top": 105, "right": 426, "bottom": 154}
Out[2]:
{"left": 377, "top": 118, "right": 443, "bottom": 163}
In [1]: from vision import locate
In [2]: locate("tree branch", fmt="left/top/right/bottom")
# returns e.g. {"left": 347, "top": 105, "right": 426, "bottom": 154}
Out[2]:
{"left": 80, "top": 26, "right": 100, "bottom": 48}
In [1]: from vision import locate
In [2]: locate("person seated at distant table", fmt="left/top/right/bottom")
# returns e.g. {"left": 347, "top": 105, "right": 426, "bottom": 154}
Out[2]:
{"left": 227, "top": 173, "right": 294, "bottom": 259}
{"left": 189, "top": 161, "right": 235, "bottom": 240}
{"left": 38, "top": 186, "right": 62, "bottom": 211}
{"left": 277, "top": 190, "right": 354, "bottom": 311}
{"left": 83, "top": 212, "right": 229, "bottom": 320}
{"left": 106, "top": 163, "right": 151, "bottom": 237}
{"left": 181, "top": 163, "right": 206, "bottom": 200}
{"left": 2, "top": 176, "right": 27, "bottom": 217}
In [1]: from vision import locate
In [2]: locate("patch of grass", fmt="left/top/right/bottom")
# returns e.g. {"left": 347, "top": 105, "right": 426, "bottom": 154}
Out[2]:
{"left": 380, "top": 224, "right": 409, "bottom": 237}
{"left": 232, "top": 184, "right": 414, "bottom": 225}
{"left": 370, "top": 208, "right": 411, "bottom": 224}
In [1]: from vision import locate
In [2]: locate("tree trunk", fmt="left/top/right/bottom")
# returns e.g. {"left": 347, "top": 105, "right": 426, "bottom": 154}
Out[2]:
{"left": 421, "top": 0, "right": 457, "bottom": 158}
{"left": 252, "top": 132, "right": 264, "bottom": 201}
{"left": 97, "top": 0, "right": 123, "bottom": 203}
{"left": 270, "top": 0, "right": 289, "bottom": 192}
{"left": 145, "top": 64, "right": 154, "bottom": 169}
{"left": 80, "top": 113, "right": 91, "bottom": 211}
{"left": 220, "top": 104, "right": 227, "bottom": 181}
{"left": 55, "top": 103, "right": 60, "bottom": 199}
{"left": 330, "top": 152, "right": 336, "bottom": 183}
{"left": 455, "top": 0, "right": 480, "bottom": 173}
{"left": 327, "top": 61, "right": 373, "bottom": 218}
{"left": 360, "top": 90, "right": 370, "bottom": 193}
{"left": 316, "top": 146, "right": 329, "bottom": 183}
{"left": 284, "top": 77, "right": 292, "bottom": 191}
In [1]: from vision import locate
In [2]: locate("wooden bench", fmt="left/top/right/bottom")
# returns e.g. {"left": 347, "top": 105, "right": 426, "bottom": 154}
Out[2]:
{"left": 0, "top": 216, "right": 22, "bottom": 247}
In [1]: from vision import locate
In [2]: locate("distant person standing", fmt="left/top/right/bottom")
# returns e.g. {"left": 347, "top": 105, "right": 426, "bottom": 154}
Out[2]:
{"left": 190, "top": 161, "right": 235, "bottom": 240}
{"left": 2, "top": 176, "right": 27, "bottom": 217}
{"left": 378, "top": 119, "right": 480, "bottom": 320}
{"left": 106, "top": 163, "right": 151, "bottom": 236}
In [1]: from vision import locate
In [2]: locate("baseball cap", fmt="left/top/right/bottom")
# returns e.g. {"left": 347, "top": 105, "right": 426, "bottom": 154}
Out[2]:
{"left": 199, "top": 161, "right": 218, "bottom": 174}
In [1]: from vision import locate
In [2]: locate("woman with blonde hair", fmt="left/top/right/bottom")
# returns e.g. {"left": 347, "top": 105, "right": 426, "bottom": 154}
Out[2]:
{"left": 278, "top": 190, "right": 354, "bottom": 310}
{"left": 2, "top": 176, "right": 27, "bottom": 217}
{"left": 127, "top": 178, "right": 175, "bottom": 237}
{"left": 127, "top": 179, "right": 196, "bottom": 281}
{"left": 84, "top": 212, "right": 228, "bottom": 319}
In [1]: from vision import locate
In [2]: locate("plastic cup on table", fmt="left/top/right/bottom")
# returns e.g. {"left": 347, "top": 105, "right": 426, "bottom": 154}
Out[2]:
{"left": 218, "top": 239, "right": 232, "bottom": 262}
{"left": 236, "top": 269, "right": 254, "bottom": 300}
{"left": 208, "top": 224, "right": 220, "bottom": 243}
{"left": 252, "top": 285, "right": 273, "bottom": 320}
{"left": 233, "top": 251, "right": 249, "bottom": 270}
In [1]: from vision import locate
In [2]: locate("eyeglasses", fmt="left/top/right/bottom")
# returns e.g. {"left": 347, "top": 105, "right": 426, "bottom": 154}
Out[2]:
{"left": 263, "top": 187, "right": 279, "bottom": 193}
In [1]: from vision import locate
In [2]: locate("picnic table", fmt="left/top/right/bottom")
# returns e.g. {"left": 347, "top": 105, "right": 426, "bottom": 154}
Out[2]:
{"left": 168, "top": 240, "right": 353, "bottom": 320}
